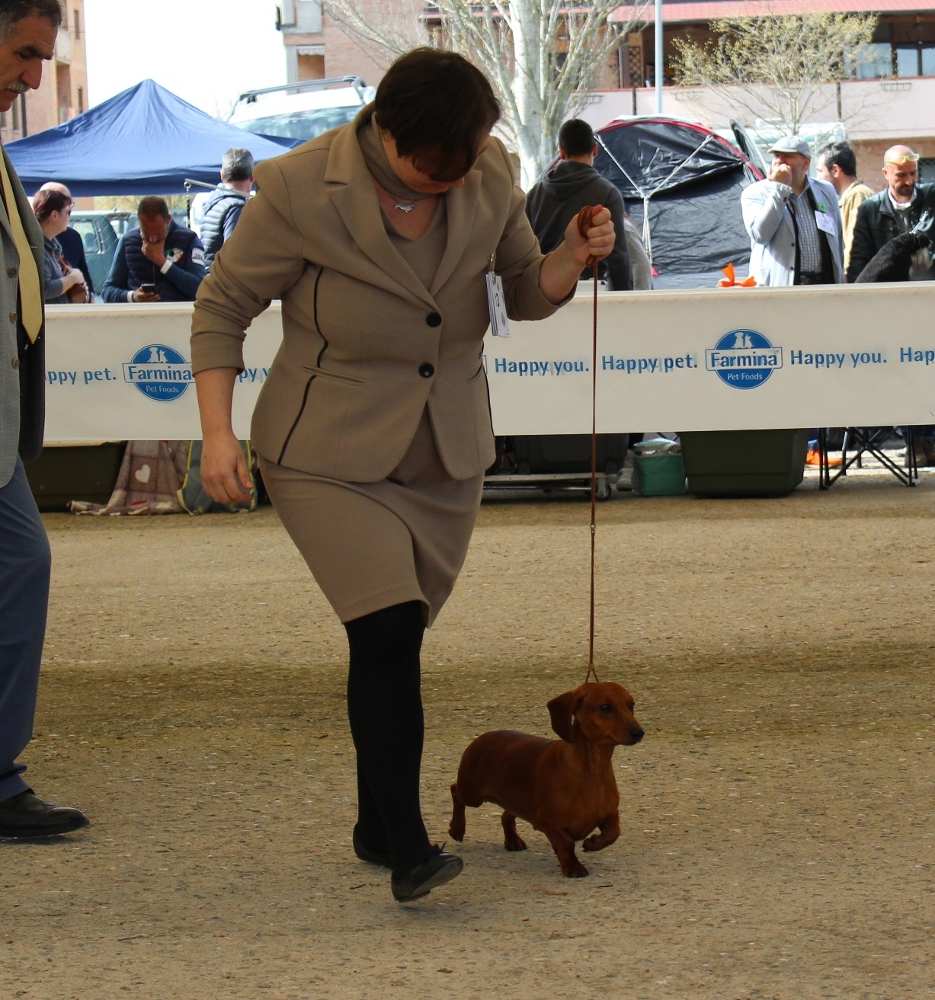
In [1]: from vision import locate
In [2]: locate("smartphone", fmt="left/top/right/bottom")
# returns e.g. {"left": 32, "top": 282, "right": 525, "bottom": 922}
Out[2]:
{"left": 139, "top": 283, "right": 157, "bottom": 294}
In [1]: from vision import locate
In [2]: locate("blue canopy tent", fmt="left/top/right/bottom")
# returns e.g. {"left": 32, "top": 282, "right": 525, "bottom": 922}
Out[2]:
{"left": 5, "top": 79, "right": 293, "bottom": 196}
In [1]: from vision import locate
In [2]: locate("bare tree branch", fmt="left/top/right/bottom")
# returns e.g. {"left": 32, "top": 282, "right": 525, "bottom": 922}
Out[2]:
{"left": 670, "top": 11, "right": 879, "bottom": 133}
{"left": 324, "top": 0, "right": 647, "bottom": 186}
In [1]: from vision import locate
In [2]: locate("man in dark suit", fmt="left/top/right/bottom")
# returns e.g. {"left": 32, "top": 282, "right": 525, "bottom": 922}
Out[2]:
{"left": 0, "top": 0, "right": 89, "bottom": 837}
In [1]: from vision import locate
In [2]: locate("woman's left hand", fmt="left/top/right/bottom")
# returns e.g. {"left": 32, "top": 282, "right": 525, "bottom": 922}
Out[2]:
{"left": 563, "top": 206, "right": 615, "bottom": 266}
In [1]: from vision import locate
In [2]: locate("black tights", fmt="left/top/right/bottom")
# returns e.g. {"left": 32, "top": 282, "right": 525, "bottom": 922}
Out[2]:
{"left": 344, "top": 600, "right": 431, "bottom": 872}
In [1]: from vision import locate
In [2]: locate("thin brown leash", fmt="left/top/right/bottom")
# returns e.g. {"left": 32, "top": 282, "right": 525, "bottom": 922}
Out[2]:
{"left": 577, "top": 206, "right": 601, "bottom": 686}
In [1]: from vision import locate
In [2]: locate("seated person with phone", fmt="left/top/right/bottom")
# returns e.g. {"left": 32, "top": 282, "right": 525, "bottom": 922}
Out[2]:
{"left": 102, "top": 196, "right": 207, "bottom": 303}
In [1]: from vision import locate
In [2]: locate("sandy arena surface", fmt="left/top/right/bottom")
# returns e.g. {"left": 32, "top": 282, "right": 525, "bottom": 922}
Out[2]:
{"left": 2, "top": 473, "right": 933, "bottom": 1000}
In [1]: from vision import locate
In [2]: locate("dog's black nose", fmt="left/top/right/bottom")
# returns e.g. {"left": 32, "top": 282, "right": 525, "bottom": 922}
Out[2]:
{"left": 631, "top": 728, "right": 644, "bottom": 743}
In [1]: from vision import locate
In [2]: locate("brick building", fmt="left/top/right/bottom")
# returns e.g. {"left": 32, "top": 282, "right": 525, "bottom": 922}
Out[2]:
{"left": 0, "top": 0, "right": 88, "bottom": 143}
{"left": 275, "top": 0, "right": 935, "bottom": 188}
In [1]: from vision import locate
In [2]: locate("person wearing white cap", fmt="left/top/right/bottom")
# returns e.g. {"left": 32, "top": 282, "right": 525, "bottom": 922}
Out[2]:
{"left": 740, "top": 134, "right": 844, "bottom": 288}
{"left": 846, "top": 145, "right": 935, "bottom": 283}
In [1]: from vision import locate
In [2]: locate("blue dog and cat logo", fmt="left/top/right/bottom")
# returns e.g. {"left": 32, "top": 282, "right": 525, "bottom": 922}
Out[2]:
{"left": 705, "top": 329, "right": 783, "bottom": 390}
{"left": 123, "top": 345, "right": 193, "bottom": 402}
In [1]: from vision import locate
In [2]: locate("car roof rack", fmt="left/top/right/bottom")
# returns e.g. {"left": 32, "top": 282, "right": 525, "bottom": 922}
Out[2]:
{"left": 236, "top": 76, "right": 370, "bottom": 105}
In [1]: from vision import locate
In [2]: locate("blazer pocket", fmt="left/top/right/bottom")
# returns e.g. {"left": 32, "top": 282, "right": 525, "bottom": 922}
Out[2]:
{"left": 301, "top": 364, "right": 366, "bottom": 386}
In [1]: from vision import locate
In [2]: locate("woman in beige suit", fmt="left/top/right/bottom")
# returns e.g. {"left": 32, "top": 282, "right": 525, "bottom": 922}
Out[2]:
{"left": 191, "top": 49, "right": 613, "bottom": 902}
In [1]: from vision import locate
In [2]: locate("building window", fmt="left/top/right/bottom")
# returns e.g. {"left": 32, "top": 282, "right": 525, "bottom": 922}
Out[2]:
{"left": 77, "top": 86, "right": 85, "bottom": 113}
{"left": 849, "top": 42, "right": 892, "bottom": 79}
{"left": 73, "top": 9, "right": 81, "bottom": 39}
{"left": 895, "top": 43, "right": 918, "bottom": 77}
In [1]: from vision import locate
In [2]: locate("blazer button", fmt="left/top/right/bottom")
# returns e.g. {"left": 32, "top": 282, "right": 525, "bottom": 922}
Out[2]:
{"left": 418, "top": 362, "right": 435, "bottom": 378}
{"left": 426, "top": 311, "right": 442, "bottom": 327}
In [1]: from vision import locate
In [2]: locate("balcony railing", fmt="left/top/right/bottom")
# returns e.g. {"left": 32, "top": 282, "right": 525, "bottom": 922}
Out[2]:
{"left": 583, "top": 76, "right": 935, "bottom": 141}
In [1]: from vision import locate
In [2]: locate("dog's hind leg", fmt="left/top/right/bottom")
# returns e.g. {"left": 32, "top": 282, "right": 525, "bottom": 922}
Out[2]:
{"left": 449, "top": 782, "right": 467, "bottom": 842}
{"left": 501, "top": 812, "right": 527, "bottom": 851}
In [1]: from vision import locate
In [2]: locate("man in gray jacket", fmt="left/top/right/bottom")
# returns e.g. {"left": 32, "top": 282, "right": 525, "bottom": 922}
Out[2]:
{"left": 0, "top": 0, "right": 89, "bottom": 837}
{"left": 525, "top": 119, "right": 631, "bottom": 290}
{"left": 200, "top": 147, "right": 254, "bottom": 270}
{"left": 741, "top": 136, "right": 844, "bottom": 287}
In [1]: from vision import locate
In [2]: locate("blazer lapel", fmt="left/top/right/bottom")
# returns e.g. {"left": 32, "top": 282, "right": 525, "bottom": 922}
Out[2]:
{"left": 431, "top": 168, "right": 481, "bottom": 296}
{"left": 329, "top": 183, "right": 435, "bottom": 310}
{"left": 0, "top": 150, "right": 17, "bottom": 246}
{"left": 325, "top": 111, "right": 436, "bottom": 311}
{"left": 0, "top": 147, "right": 43, "bottom": 267}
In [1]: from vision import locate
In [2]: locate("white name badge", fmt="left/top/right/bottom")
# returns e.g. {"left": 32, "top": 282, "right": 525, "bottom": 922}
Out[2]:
{"left": 486, "top": 270, "right": 510, "bottom": 338}
{"left": 815, "top": 211, "right": 837, "bottom": 236}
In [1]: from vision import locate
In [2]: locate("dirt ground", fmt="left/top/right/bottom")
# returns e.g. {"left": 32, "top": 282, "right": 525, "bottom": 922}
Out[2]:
{"left": 2, "top": 471, "right": 933, "bottom": 1000}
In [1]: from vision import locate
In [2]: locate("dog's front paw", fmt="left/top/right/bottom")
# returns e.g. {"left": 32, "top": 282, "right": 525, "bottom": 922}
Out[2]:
{"left": 582, "top": 834, "right": 601, "bottom": 852}
{"left": 562, "top": 860, "right": 589, "bottom": 878}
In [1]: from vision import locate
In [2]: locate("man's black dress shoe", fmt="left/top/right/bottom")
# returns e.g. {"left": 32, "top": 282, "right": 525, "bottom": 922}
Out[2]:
{"left": 0, "top": 790, "right": 89, "bottom": 838}
{"left": 352, "top": 824, "right": 392, "bottom": 868}
{"left": 391, "top": 846, "right": 463, "bottom": 902}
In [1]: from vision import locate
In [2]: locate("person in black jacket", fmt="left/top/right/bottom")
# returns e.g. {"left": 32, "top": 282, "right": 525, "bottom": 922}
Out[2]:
{"left": 200, "top": 147, "right": 254, "bottom": 270}
{"left": 102, "top": 196, "right": 206, "bottom": 303}
{"left": 847, "top": 145, "right": 935, "bottom": 283}
{"left": 525, "top": 119, "right": 631, "bottom": 290}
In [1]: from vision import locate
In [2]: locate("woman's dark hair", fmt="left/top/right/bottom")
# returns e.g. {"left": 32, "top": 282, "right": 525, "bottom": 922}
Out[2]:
{"left": 375, "top": 48, "right": 500, "bottom": 181}
{"left": 32, "top": 188, "right": 72, "bottom": 223}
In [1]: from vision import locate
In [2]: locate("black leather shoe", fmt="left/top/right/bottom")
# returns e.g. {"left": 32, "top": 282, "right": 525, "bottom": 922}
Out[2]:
{"left": 352, "top": 824, "right": 392, "bottom": 868}
{"left": 0, "top": 790, "right": 89, "bottom": 838}
{"left": 391, "top": 846, "right": 463, "bottom": 902}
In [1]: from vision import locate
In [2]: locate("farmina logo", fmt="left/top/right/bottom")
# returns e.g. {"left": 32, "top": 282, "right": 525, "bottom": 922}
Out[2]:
{"left": 706, "top": 329, "right": 783, "bottom": 390}
{"left": 123, "top": 344, "right": 193, "bottom": 402}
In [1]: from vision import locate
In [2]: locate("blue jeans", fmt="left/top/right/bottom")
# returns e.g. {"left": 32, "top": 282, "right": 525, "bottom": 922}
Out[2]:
{"left": 0, "top": 458, "right": 51, "bottom": 801}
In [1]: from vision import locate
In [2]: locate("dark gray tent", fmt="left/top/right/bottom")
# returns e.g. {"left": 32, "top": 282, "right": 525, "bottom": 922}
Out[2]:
{"left": 593, "top": 116, "right": 764, "bottom": 289}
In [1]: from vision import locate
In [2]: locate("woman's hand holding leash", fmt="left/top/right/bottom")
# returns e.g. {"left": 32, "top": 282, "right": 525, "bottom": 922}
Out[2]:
{"left": 567, "top": 204, "right": 614, "bottom": 267}
{"left": 539, "top": 205, "right": 614, "bottom": 303}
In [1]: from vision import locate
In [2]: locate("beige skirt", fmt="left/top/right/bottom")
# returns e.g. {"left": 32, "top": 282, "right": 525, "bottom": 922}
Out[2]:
{"left": 258, "top": 411, "right": 484, "bottom": 627}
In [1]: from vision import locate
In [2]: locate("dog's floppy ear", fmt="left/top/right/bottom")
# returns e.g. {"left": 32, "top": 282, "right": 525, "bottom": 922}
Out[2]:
{"left": 548, "top": 689, "right": 582, "bottom": 742}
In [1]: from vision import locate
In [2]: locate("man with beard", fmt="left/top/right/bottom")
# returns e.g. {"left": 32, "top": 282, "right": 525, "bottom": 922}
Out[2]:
{"left": 848, "top": 145, "right": 935, "bottom": 466}
{"left": 847, "top": 145, "right": 935, "bottom": 282}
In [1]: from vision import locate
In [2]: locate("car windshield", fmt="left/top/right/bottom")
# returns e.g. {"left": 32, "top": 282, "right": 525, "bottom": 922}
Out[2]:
{"left": 238, "top": 105, "right": 360, "bottom": 141}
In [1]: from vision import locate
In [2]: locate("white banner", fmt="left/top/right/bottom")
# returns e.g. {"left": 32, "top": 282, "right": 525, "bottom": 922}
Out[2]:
{"left": 42, "top": 283, "right": 935, "bottom": 443}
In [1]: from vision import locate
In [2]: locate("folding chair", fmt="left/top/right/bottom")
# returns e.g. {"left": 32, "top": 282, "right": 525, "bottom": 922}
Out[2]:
{"left": 817, "top": 426, "right": 917, "bottom": 489}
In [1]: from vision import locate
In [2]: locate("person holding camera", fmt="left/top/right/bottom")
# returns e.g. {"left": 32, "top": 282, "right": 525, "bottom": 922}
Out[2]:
{"left": 102, "top": 196, "right": 206, "bottom": 303}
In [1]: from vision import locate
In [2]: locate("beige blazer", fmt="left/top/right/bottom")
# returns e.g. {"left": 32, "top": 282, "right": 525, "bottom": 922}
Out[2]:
{"left": 191, "top": 108, "right": 561, "bottom": 482}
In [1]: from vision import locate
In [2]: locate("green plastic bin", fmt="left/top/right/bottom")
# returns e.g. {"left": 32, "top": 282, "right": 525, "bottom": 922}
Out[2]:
{"left": 632, "top": 452, "right": 686, "bottom": 496}
{"left": 678, "top": 429, "right": 810, "bottom": 498}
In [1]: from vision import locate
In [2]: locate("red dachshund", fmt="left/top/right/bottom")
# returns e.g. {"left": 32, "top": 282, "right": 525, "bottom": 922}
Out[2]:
{"left": 449, "top": 681, "right": 644, "bottom": 877}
